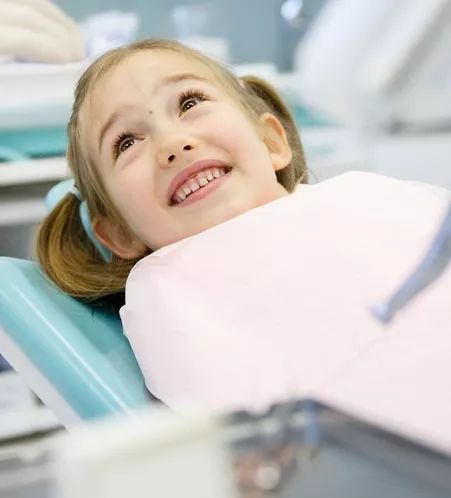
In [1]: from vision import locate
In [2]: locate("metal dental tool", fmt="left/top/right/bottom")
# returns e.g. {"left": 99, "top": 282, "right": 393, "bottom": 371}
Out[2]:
{"left": 372, "top": 203, "right": 451, "bottom": 323}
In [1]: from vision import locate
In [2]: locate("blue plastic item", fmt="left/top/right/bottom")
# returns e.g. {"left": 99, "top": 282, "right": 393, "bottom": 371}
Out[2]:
{"left": 0, "top": 127, "right": 67, "bottom": 160}
{"left": 46, "top": 179, "right": 113, "bottom": 262}
{"left": 0, "top": 257, "right": 148, "bottom": 422}
{"left": 45, "top": 178, "right": 74, "bottom": 211}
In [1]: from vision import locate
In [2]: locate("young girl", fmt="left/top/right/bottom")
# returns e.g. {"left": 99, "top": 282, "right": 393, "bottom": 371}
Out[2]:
{"left": 37, "top": 39, "right": 451, "bottom": 451}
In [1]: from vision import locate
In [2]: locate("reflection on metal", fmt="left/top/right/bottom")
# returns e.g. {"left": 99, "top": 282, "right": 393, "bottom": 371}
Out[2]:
{"left": 227, "top": 399, "right": 451, "bottom": 498}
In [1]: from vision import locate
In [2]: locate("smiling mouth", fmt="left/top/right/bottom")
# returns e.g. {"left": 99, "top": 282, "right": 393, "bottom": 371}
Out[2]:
{"left": 170, "top": 166, "right": 232, "bottom": 205}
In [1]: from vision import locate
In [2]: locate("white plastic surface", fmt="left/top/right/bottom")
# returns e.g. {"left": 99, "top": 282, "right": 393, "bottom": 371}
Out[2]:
{"left": 0, "top": 407, "right": 61, "bottom": 441}
{"left": 0, "top": 157, "right": 68, "bottom": 187}
{"left": 56, "top": 409, "right": 239, "bottom": 498}
{"left": 0, "top": 197, "right": 47, "bottom": 226}
{"left": 0, "top": 157, "right": 68, "bottom": 226}
{"left": 0, "top": 62, "right": 86, "bottom": 130}
{"left": 0, "top": 370, "right": 35, "bottom": 412}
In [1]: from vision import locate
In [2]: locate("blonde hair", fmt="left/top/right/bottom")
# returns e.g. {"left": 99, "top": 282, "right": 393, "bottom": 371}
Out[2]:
{"left": 36, "top": 39, "right": 307, "bottom": 302}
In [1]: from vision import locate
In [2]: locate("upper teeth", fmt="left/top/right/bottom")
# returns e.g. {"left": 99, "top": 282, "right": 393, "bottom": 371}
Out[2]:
{"left": 172, "top": 167, "right": 227, "bottom": 204}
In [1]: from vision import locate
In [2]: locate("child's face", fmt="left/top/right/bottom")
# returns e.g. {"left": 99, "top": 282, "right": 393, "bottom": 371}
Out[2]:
{"left": 83, "top": 50, "right": 291, "bottom": 257}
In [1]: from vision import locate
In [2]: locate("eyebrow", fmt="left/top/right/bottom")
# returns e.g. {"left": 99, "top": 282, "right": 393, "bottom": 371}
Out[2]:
{"left": 97, "top": 72, "right": 210, "bottom": 153}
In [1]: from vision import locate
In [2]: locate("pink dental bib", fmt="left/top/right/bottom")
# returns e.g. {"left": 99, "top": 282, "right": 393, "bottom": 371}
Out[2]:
{"left": 121, "top": 172, "right": 451, "bottom": 452}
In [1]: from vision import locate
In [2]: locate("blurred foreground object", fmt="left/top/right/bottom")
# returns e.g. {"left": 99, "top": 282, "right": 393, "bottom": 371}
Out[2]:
{"left": 0, "top": 0, "right": 85, "bottom": 63}
{"left": 55, "top": 409, "right": 238, "bottom": 498}
{"left": 52, "top": 401, "right": 451, "bottom": 498}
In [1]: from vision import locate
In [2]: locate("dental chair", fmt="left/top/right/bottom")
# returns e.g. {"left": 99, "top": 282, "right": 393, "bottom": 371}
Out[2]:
{"left": 0, "top": 182, "right": 149, "bottom": 428}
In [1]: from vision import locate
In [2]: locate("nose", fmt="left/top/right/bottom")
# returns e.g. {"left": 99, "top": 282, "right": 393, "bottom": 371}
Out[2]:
{"left": 157, "top": 134, "right": 198, "bottom": 168}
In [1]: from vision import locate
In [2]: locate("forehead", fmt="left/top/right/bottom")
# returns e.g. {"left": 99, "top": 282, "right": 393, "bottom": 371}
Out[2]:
{"left": 91, "top": 50, "right": 215, "bottom": 106}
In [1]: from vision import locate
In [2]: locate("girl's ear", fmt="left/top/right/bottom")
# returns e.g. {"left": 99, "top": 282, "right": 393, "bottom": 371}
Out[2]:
{"left": 260, "top": 112, "right": 292, "bottom": 171}
{"left": 93, "top": 217, "right": 147, "bottom": 260}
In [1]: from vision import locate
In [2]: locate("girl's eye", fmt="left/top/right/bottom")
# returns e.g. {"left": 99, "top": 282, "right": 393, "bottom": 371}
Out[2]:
{"left": 179, "top": 89, "right": 207, "bottom": 115}
{"left": 113, "top": 134, "right": 137, "bottom": 159}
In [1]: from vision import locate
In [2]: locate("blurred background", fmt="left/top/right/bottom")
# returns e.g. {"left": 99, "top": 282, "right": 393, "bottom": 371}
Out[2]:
{"left": 53, "top": 0, "right": 326, "bottom": 71}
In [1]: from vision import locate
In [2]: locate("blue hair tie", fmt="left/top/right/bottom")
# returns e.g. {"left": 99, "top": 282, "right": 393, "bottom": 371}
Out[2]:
{"left": 46, "top": 179, "right": 113, "bottom": 263}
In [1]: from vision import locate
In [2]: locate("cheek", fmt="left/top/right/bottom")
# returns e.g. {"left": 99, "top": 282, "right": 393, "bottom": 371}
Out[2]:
{"left": 114, "top": 190, "right": 164, "bottom": 246}
{"left": 204, "top": 106, "right": 261, "bottom": 151}
{"left": 112, "top": 156, "right": 155, "bottom": 207}
{"left": 107, "top": 171, "right": 154, "bottom": 227}
{"left": 112, "top": 178, "right": 140, "bottom": 211}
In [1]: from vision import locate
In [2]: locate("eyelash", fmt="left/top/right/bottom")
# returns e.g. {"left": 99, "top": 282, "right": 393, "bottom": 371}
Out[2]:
{"left": 112, "top": 89, "right": 208, "bottom": 160}
{"left": 178, "top": 88, "right": 208, "bottom": 114}
{"left": 112, "top": 132, "right": 135, "bottom": 160}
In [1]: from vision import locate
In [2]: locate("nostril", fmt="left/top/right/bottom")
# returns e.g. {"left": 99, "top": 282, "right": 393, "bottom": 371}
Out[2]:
{"left": 183, "top": 145, "right": 192, "bottom": 151}
{"left": 168, "top": 154, "right": 175, "bottom": 163}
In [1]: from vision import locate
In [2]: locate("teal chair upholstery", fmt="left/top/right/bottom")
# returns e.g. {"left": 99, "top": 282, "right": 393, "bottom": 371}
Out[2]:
{"left": 0, "top": 257, "right": 149, "bottom": 427}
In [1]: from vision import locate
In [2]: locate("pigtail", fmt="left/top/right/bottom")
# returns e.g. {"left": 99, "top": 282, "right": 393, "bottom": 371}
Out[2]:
{"left": 36, "top": 194, "right": 133, "bottom": 302}
{"left": 240, "top": 75, "right": 307, "bottom": 191}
